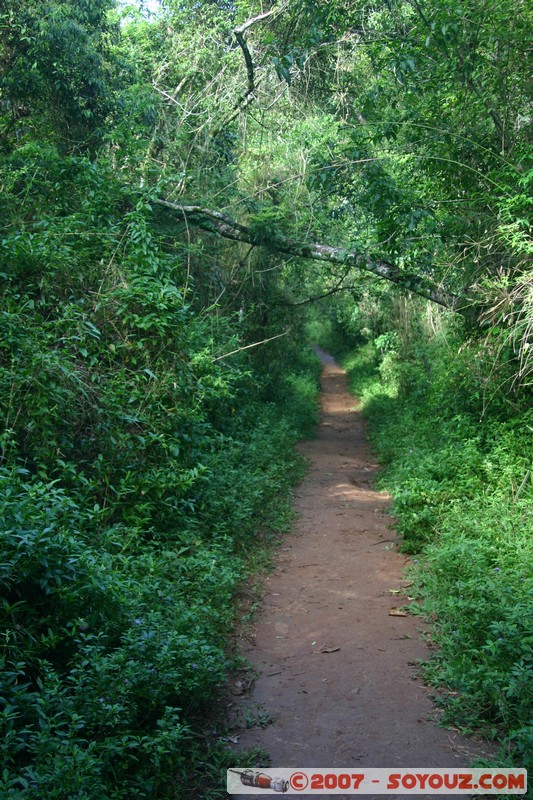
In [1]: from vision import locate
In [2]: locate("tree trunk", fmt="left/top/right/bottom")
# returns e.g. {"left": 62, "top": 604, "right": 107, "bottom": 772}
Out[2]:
{"left": 156, "top": 199, "right": 463, "bottom": 312}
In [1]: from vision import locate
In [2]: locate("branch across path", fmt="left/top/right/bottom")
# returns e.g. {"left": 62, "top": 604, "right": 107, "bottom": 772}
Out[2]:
{"left": 156, "top": 200, "right": 463, "bottom": 312}
{"left": 232, "top": 349, "right": 491, "bottom": 792}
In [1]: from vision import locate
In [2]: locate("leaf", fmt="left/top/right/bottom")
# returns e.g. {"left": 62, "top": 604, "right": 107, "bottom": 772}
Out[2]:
{"left": 280, "top": 66, "right": 291, "bottom": 85}
{"left": 389, "top": 608, "right": 408, "bottom": 617}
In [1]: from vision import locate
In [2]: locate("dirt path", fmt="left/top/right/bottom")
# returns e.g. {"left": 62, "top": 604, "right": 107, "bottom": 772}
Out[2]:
{"left": 232, "top": 348, "right": 491, "bottom": 798}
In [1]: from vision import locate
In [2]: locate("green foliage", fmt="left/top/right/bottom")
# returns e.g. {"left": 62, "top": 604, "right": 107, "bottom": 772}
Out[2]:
{"left": 0, "top": 130, "right": 320, "bottom": 796}
{"left": 249, "top": 207, "right": 287, "bottom": 247}
{"left": 2, "top": 0, "right": 531, "bottom": 792}
{"left": 421, "top": 498, "right": 533, "bottom": 746}
{"left": 0, "top": 0, "right": 117, "bottom": 152}
{"left": 338, "top": 309, "right": 533, "bottom": 770}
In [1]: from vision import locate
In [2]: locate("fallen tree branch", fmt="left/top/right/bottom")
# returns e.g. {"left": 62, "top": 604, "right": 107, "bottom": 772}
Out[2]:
{"left": 155, "top": 199, "right": 463, "bottom": 312}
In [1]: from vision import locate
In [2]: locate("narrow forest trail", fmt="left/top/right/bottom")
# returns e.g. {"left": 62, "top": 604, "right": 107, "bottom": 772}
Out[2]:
{"left": 232, "top": 348, "right": 491, "bottom": 799}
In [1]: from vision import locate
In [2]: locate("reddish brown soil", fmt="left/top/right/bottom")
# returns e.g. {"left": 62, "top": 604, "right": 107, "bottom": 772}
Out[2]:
{"left": 231, "top": 348, "right": 492, "bottom": 798}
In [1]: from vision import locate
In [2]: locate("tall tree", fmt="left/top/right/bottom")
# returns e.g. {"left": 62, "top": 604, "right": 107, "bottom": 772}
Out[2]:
{"left": 0, "top": 0, "right": 117, "bottom": 152}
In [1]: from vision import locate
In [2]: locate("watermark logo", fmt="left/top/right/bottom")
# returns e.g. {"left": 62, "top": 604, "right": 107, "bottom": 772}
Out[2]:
{"left": 227, "top": 768, "right": 527, "bottom": 795}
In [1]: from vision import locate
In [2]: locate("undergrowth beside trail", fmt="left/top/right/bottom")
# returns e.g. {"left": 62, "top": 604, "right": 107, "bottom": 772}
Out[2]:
{"left": 334, "top": 334, "right": 533, "bottom": 774}
{"left": 1, "top": 355, "right": 319, "bottom": 800}
{"left": 0, "top": 151, "right": 321, "bottom": 798}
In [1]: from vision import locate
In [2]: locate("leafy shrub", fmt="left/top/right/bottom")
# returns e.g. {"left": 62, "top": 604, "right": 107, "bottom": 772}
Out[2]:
{"left": 340, "top": 326, "right": 533, "bottom": 770}
{"left": 0, "top": 147, "right": 321, "bottom": 797}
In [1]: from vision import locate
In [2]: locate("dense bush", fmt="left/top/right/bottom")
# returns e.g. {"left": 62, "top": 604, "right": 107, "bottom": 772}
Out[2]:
{"left": 0, "top": 148, "right": 319, "bottom": 798}
{"left": 333, "top": 315, "right": 533, "bottom": 772}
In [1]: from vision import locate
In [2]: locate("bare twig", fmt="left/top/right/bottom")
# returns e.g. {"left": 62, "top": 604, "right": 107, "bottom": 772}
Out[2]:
{"left": 288, "top": 282, "right": 360, "bottom": 306}
{"left": 213, "top": 330, "right": 291, "bottom": 361}
{"left": 514, "top": 469, "right": 531, "bottom": 502}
